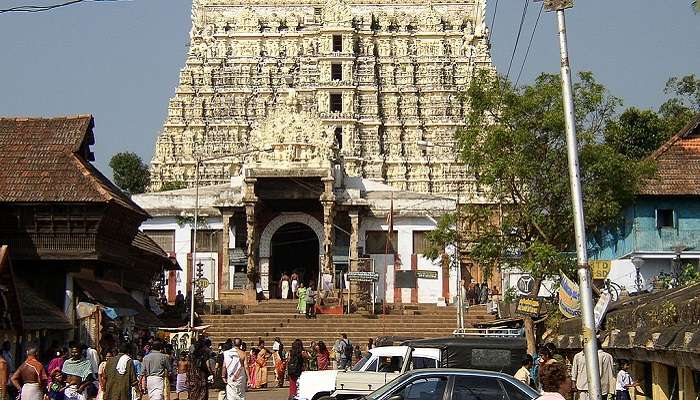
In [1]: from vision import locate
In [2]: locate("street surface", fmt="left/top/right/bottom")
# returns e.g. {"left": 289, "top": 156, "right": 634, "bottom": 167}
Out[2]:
{"left": 246, "top": 387, "right": 289, "bottom": 399}
{"left": 188, "top": 387, "right": 290, "bottom": 400}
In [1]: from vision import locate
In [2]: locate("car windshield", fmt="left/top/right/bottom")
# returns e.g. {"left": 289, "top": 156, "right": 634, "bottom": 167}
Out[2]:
{"left": 352, "top": 354, "right": 371, "bottom": 371}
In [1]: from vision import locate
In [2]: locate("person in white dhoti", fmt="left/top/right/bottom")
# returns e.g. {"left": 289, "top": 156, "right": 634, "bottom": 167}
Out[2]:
{"left": 140, "top": 342, "right": 172, "bottom": 400}
{"left": 280, "top": 272, "right": 290, "bottom": 300}
{"left": 11, "top": 346, "right": 47, "bottom": 400}
{"left": 290, "top": 272, "right": 299, "bottom": 300}
{"left": 222, "top": 339, "right": 249, "bottom": 400}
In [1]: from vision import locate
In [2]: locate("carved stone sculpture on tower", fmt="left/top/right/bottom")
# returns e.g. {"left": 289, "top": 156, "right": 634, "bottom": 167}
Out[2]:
{"left": 148, "top": 0, "right": 494, "bottom": 200}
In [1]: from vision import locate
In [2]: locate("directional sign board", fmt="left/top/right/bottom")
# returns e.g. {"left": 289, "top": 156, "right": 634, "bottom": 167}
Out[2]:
{"left": 347, "top": 271, "right": 379, "bottom": 283}
{"left": 416, "top": 270, "right": 438, "bottom": 280}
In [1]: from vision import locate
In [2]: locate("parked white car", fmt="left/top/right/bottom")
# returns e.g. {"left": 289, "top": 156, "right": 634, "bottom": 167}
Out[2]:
{"left": 296, "top": 345, "right": 440, "bottom": 400}
{"left": 296, "top": 335, "right": 527, "bottom": 400}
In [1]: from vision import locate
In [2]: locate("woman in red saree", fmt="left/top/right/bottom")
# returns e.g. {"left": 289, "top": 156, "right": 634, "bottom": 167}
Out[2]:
{"left": 316, "top": 342, "right": 330, "bottom": 371}
{"left": 246, "top": 348, "right": 258, "bottom": 389}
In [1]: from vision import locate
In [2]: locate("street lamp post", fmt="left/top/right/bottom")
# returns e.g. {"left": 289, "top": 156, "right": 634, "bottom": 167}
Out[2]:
{"left": 188, "top": 146, "right": 273, "bottom": 330}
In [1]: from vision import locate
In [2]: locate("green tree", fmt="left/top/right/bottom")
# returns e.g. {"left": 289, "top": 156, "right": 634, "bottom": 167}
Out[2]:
{"left": 604, "top": 108, "right": 667, "bottom": 160}
{"left": 109, "top": 152, "right": 150, "bottom": 195}
{"left": 659, "top": 74, "right": 700, "bottom": 134}
{"left": 159, "top": 180, "right": 188, "bottom": 191}
{"left": 454, "top": 70, "right": 652, "bottom": 352}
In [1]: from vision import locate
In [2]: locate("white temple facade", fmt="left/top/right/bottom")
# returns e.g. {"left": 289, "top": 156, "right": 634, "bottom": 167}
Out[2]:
{"left": 138, "top": 0, "right": 495, "bottom": 305}
{"left": 149, "top": 0, "right": 493, "bottom": 197}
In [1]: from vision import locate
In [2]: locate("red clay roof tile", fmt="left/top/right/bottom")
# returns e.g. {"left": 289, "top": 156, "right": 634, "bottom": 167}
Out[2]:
{"left": 0, "top": 115, "right": 146, "bottom": 216}
{"left": 639, "top": 113, "right": 700, "bottom": 196}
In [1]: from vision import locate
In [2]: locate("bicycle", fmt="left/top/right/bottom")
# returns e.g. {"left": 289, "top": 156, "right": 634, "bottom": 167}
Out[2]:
{"left": 601, "top": 279, "right": 623, "bottom": 302}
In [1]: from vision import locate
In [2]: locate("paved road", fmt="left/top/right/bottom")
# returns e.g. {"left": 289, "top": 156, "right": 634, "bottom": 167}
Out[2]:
{"left": 191, "top": 387, "right": 290, "bottom": 400}
{"left": 246, "top": 387, "right": 290, "bottom": 399}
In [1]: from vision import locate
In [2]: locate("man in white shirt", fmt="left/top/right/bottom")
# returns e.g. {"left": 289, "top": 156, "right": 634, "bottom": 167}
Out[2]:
{"left": 515, "top": 355, "right": 533, "bottom": 387}
{"left": 571, "top": 344, "right": 615, "bottom": 400}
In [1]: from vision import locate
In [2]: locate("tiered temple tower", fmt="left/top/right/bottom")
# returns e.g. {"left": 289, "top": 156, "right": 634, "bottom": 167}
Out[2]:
{"left": 149, "top": 0, "right": 493, "bottom": 197}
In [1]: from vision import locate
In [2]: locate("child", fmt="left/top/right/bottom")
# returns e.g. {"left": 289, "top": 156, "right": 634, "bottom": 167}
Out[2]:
{"left": 48, "top": 369, "right": 66, "bottom": 400}
{"left": 616, "top": 360, "right": 638, "bottom": 400}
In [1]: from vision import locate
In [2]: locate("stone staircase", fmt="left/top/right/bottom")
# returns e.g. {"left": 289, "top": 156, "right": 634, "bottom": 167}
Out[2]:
{"left": 200, "top": 301, "right": 495, "bottom": 348}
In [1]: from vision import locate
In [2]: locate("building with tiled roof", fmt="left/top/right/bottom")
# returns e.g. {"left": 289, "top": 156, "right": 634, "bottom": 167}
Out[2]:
{"left": 590, "top": 113, "right": 700, "bottom": 296}
{"left": 0, "top": 115, "right": 176, "bottom": 345}
{"left": 639, "top": 113, "right": 700, "bottom": 196}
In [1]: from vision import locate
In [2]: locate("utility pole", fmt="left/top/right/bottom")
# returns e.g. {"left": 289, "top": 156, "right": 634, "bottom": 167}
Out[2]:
{"left": 190, "top": 157, "right": 200, "bottom": 329}
{"left": 536, "top": 1, "right": 602, "bottom": 399}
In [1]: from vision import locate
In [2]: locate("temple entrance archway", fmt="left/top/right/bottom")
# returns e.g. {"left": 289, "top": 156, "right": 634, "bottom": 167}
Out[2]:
{"left": 259, "top": 212, "right": 324, "bottom": 298}
{"left": 269, "top": 223, "right": 319, "bottom": 298}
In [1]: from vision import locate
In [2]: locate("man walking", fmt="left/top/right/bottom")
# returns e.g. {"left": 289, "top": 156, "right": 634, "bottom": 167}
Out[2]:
{"left": 11, "top": 346, "right": 47, "bottom": 400}
{"left": 337, "top": 334, "right": 352, "bottom": 370}
{"left": 222, "top": 339, "right": 249, "bottom": 400}
{"left": 571, "top": 342, "right": 615, "bottom": 400}
{"left": 140, "top": 341, "right": 172, "bottom": 400}
{"left": 103, "top": 343, "right": 139, "bottom": 400}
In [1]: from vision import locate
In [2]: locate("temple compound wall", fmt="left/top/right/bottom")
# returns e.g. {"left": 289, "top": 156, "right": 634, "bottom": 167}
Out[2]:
{"left": 149, "top": 0, "right": 493, "bottom": 198}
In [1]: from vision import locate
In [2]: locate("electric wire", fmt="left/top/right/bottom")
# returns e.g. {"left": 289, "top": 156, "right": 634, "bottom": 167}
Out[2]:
{"left": 505, "top": 0, "right": 530, "bottom": 81}
{"left": 0, "top": 0, "right": 122, "bottom": 14}
{"left": 514, "top": 1, "right": 543, "bottom": 87}
{"left": 489, "top": 0, "right": 499, "bottom": 39}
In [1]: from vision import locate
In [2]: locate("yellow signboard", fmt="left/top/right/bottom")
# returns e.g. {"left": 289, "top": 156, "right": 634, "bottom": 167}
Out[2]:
{"left": 590, "top": 260, "right": 611, "bottom": 280}
{"left": 516, "top": 296, "right": 542, "bottom": 317}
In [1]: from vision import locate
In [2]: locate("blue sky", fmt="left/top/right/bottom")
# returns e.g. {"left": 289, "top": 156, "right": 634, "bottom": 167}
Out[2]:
{"left": 0, "top": 0, "right": 698, "bottom": 176}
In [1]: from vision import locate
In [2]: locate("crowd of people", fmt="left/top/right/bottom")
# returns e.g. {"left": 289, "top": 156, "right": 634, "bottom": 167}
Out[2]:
{"left": 463, "top": 279, "right": 500, "bottom": 309}
{"left": 516, "top": 342, "right": 639, "bottom": 400}
{"left": 0, "top": 332, "right": 371, "bottom": 400}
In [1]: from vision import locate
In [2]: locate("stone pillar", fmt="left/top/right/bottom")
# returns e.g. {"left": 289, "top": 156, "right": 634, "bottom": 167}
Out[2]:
{"left": 320, "top": 176, "right": 336, "bottom": 274}
{"left": 221, "top": 210, "right": 232, "bottom": 292}
{"left": 652, "top": 362, "right": 670, "bottom": 400}
{"left": 678, "top": 366, "right": 696, "bottom": 400}
{"left": 243, "top": 178, "right": 258, "bottom": 288}
{"left": 349, "top": 209, "right": 360, "bottom": 272}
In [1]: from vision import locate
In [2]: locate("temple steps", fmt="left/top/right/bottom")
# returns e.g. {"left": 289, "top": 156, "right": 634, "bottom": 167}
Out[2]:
{"left": 199, "top": 304, "right": 495, "bottom": 350}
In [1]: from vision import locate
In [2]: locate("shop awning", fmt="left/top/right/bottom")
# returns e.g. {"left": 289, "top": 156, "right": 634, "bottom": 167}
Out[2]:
{"left": 74, "top": 278, "right": 162, "bottom": 328}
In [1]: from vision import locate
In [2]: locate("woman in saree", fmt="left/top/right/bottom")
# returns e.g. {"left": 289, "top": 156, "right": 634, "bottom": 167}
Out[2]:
{"left": 246, "top": 348, "right": 258, "bottom": 389}
{"left": 253, "top": 341, "right": 270, "bottom": 389}
{"left": 316, "top": 342, "right": 330, "bottom": 371}
{"left": 272, "top": 343, "right": 286, "bottom": 388}
{"left": 296, "top": 283, "right": 307, "bottom": 315}
{"left": 307, "top": 342, "right": 317, "bottom": 372}
{"left": 186, "top": 340, "right": 210, "bottom": 400}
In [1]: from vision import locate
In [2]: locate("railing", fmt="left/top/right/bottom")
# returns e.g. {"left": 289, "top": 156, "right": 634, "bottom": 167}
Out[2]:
{"left": 3, "top": 232, "right": 96, "bottom": 252}
{"left": 453, "top": 328, "right": 522, "bottom": 337}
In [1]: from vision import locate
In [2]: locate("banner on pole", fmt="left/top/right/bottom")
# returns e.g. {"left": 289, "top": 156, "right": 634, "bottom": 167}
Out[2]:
{"left": 594, "top": 292, "right": 611, "bottom": 331}
{"left": 559, "top": 273, "right": 581, "bottom": 318}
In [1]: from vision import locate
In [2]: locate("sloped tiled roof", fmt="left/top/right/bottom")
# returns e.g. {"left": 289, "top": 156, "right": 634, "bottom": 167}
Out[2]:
{"left": 132, "top": 231, "right": 180, "bottom": 270}
{"left": 639, "top": 113, "right": 700, "bottom": 196}
{"left": 0, "top": 115, "right": 146, "bottom": 216}
{"left": 15, "top": 279, "right": 73, "bottom": 331}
